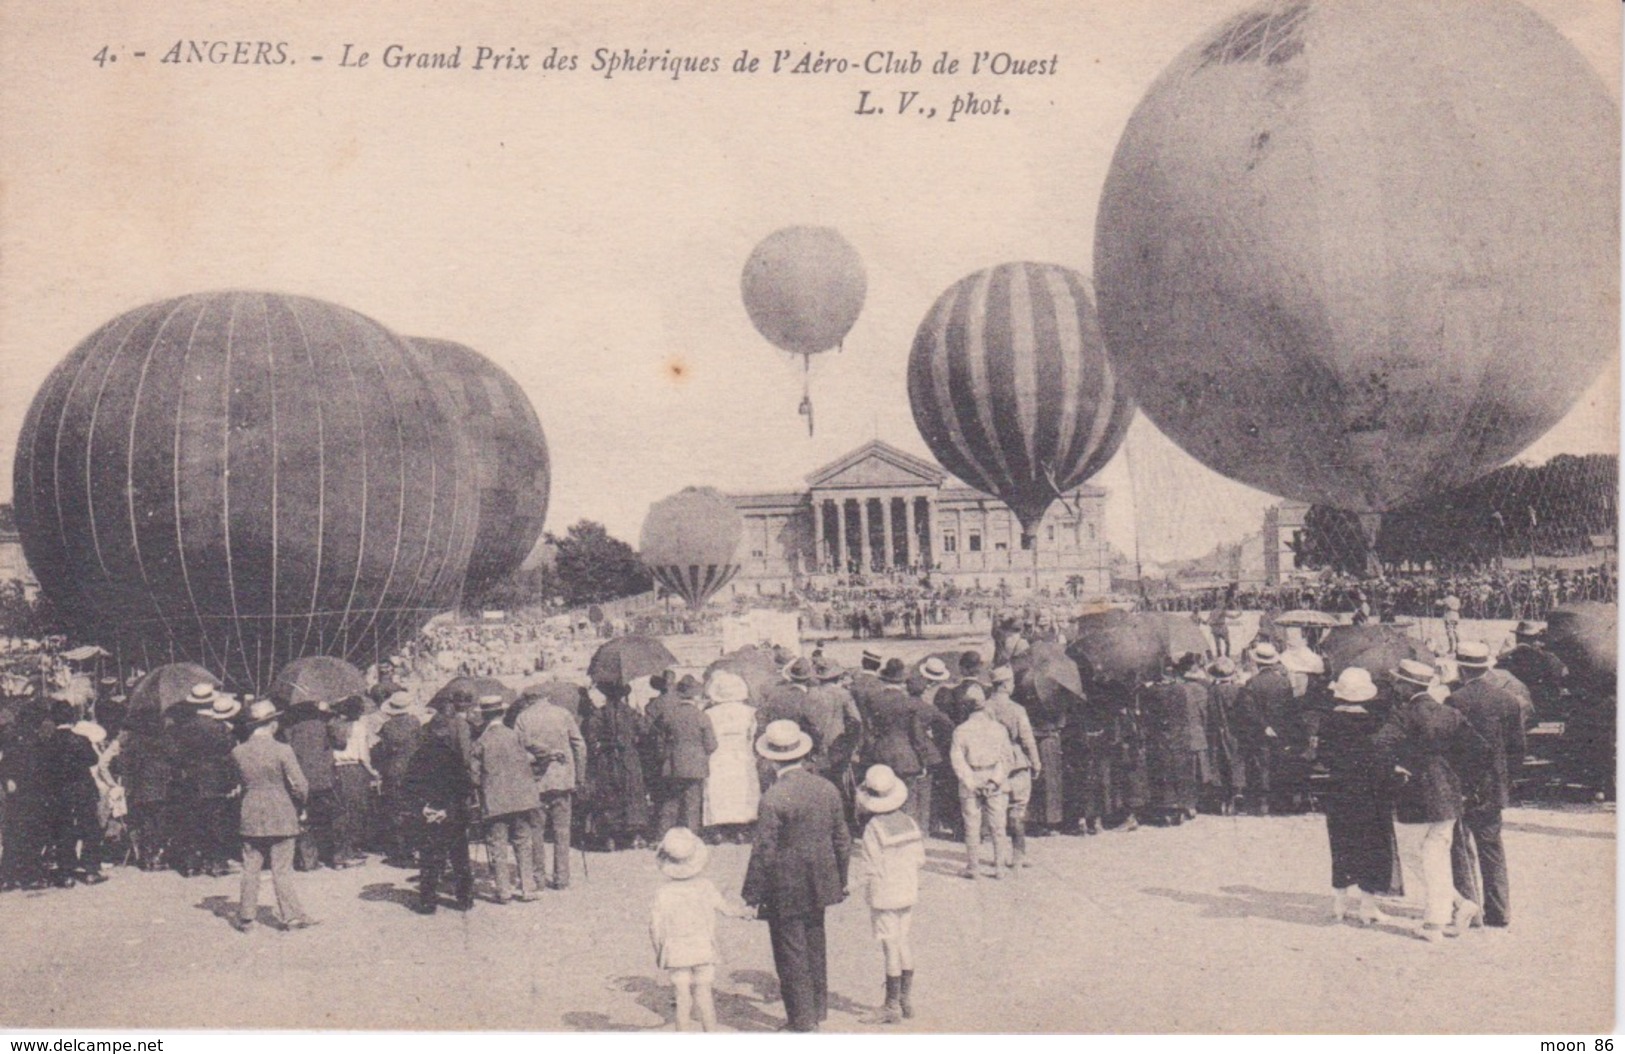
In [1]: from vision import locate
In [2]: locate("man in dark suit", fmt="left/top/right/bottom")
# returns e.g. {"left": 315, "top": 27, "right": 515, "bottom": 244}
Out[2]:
{"left": 1447, "top": 641, "right": 1528, "bottom": 929}
{"left": 653, "top": 675, "right": 717, "bottom": 837}
{"left": 743, "top": 720, "right": 852, "bottom": 1032}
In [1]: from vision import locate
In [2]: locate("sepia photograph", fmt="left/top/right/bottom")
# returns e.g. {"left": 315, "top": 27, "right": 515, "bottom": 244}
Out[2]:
{"left": 0, "top": 0, "right": 1618, "bottom": 1038}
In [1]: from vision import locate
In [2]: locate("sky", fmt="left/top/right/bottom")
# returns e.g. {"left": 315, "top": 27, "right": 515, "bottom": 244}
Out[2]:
{"left": 0, "top": 0, "right": 1617, "bottom": 565}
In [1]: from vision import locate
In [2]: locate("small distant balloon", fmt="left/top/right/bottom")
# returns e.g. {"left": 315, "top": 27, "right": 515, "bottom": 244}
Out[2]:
{"left": 639, "top": 486, "right": 744, "bottom": 608}
{"left": 740, "top": 226, "right": 867, "bottom": 435}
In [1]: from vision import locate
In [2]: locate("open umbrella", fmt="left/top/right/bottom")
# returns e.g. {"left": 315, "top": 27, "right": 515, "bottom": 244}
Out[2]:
{"left": 1012, "top": 640, "right": 1085, "bottom": 726}
{"left": 706, "top": 645, "right": 782, "bottom": 703}
{"left": 431, "top": 675, "right": 516, "bottom": 712}
{"left": 1545, "top": 602, "right": 1616, "bottom": 691}
{"left": 1159, "top": 613, "right": 1212, "bottom": 661}
{"left": 126, "top": 662, "right": 221, "bottom": 716}
{"left": 1320, "top": 624, "right": 1430, "bottom": 693}
{"left": 1068, "top": 610, "right": 1168, "bottom": 689}
{"left": 588, "top": 635, "right": 679, "bottom": 690}
{"left": 1274, "top": 610, "right": 1343, "bottom": 629}
{"left": 269, "top": 656, "right": 368, "bottom": 710}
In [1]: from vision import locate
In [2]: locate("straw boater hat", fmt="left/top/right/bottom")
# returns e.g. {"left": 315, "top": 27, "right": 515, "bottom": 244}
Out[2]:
{"left": 1514, "top": 620, "right": 1545, "bottom": 639}
{"left": 476, "top": 693, "right": 508, "bottom": 716}
{"left": 380, "top": 690, "right": 415, "bottom": 716}
{"left": 991, "top": 664, "right": 1015, "bottom": 687}
{"left": 880, "top": 658, "right": 908, "bottom": 684}
{"left": 706, "top": 671, "right": 749, "bottom": 706}
{"left": 244, "top": 699, "right": 281, "bottom": 728}
{"left": 783, "top": 658, "right": 814, "bottom": 686}
{"left": 857, "top": 764, "right": 909, "bottom": 815}
{"left": 813, "top": 656, "right": 845, "bottom": 683}
{"left": 1251, "top": 643, "right": 1281, "bottom": 666}
{"left": 656, "top": 826, "right": 711, "bottom": 881}
{"left": 918, "top": 657, "right": 952, "bottom": 683}
{"left": 756, "top": 718, "right": 812, "bottom": 762}
{"left": 202, "top": 693, "right": 242, "bottom": 721}
{"left": 185, "top": 683, "right": 219, "bottom": 707}
{"left": 1329, "top": 668, "right": 1378, "bottom": 703}
{"left": 1392, "top": 658, "right": 1438, "bottom": 690}
{"left": 1207, "top": 656, "right": 1238, "bottom": 681}
{"left": 1455, "top": 641, "right": 1494, "bottom": 669}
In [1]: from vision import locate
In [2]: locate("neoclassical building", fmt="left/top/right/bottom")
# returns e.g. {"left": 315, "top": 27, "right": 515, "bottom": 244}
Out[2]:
{"left": 725, "top": 440, "right": 1111, "bottom": 596}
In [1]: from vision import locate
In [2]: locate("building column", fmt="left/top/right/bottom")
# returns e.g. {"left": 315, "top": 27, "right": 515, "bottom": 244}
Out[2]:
{"left": 919, "top": 498, "right": 932, "bottom": 568}
{"left": 812, "top": 498, "right": 825, "bottom": 572}
{"left": 880, "top": 497, "right": 895, "bottom": 571}
{"left": 836, "top": 499, "right": 849, "bottom": 572}
{"left": 858, "top": 495, "right": 872, "bottom": 572}
{"left": 904, "top": 495, "right": 918, "bottom": 569}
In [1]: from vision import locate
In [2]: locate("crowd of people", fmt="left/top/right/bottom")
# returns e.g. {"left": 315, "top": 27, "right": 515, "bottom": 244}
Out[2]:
{"left": 1153, "top": 564, "right": 1617, "bottom": 623}
{"left": 0, "top": 596, "right": 1612, "bottom": 1029}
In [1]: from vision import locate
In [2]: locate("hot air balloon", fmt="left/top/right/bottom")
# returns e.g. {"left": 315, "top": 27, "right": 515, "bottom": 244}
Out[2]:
{"left": 410, "top": 337, "right": 550, "bottom": 601}
{"left": 638, "top": 486, "right": 744, "bottom": 609}
{"left": 907, "top": 262, "right": 1135, "bottom": 548}
{"left": 1095, "top": 0, "right": 1619, "bottom": 516}
{"left": 740, "top": 226, "right": 867, "bottom": 435}
{"left": 13, "top": 291, "right": 480, "bottom": 693}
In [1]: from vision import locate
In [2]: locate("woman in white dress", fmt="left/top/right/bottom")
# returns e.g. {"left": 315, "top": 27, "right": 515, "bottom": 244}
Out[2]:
{"left": 701, "top": 672, "right": 759, "bottom": 839}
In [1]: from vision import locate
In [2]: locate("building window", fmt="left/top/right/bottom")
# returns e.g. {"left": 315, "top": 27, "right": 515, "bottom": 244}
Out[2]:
{"left": 942, "top": 531, "right": 957, "bottom": 553}
{"left": 751, "top": 549, "right": 765, "bottom": 558}
{"left": 968, "top": 531, "right": 982, "bottom": 552}
{"left": 1086, "top": 523, "right": 1096, "bottom": 541}
{"left": 1046, "top": 525, "right": 1055, "bottom": 542}
{"left": 995, "top": 540, "right": 1009, "bottom": 552}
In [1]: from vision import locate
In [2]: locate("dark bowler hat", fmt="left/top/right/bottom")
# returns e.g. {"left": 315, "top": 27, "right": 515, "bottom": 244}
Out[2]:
{"left": 880, "top": 658, "right": 908, "bottom": 684}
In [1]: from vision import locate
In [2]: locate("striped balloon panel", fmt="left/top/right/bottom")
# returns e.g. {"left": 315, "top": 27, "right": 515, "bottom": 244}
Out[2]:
{"left": 907, "top": 262, "right": 1135, "bottom": 532}
{"left": 650, "top": 563, "right": 740, "bottom": 609}
{"left": 13, "top": 292, "right": 479, "bottom": 692}
{"left": 413, "top": 338, "right": 551, "bottom": 599}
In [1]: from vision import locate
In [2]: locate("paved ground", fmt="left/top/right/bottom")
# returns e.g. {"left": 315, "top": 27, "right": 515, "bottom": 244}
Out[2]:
{"left": 2, "top": 802, "right": 1611, "bottom": 1033}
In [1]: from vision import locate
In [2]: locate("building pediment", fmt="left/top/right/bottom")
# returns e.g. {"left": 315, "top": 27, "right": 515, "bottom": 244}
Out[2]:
{"left": 805, "top": 440, "right": 945, "bottom": 491}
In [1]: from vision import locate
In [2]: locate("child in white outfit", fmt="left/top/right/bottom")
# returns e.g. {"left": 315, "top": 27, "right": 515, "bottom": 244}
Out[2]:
{"left": 856, "top": 765, "right": 927, "bottom": 1025}
{"left": 649, "top": 826, "right": 752, "bottom": 1031}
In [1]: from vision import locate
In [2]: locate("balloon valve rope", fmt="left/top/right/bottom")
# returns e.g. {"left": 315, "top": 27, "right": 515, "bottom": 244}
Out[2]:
{"left": 1042, "top": 462, "right": 1079, "bottom": 517}
{"left": 798, "top": 394, "right": 814, "bottom": 436}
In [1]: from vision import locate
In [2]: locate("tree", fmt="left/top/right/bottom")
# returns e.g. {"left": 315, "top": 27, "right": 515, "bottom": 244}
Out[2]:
{"left": 550, "top": 520, "right": 651, "bottom": 607}
{"left": 466, "top": 563, "right": 564, "bottom": 612}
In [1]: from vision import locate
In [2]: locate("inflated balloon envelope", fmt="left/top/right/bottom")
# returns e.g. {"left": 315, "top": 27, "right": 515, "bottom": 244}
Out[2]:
{"left": 13, "top": 291, "right": 482, "bottom": 692}
{"left": 1095, "top": 0, "right": 1619, "bottom": 514}
{"left": 410, "top": 337, "right": 550, "bottom": 602}
{"left": 639, "top": 485, "right": 745, "bottom": 608}
{"left": 907, "top": 261, "right": 1134, "bottom": 546}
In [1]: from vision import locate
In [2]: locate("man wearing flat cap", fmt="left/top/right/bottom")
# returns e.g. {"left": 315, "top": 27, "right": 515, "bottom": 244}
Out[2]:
{"left": 743, "top": 719, "right": 851, "bottom": 1032}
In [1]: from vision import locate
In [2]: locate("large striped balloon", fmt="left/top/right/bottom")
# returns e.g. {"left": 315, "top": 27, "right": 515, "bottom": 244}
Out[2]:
{"left": 907, "top": 262, "right": 1135, "bottom": 538}
{"left": 411, "top": 337, "right": 550, "bottom": 601}
{"left": 639, "top": 487, "right": 743, "bottom": 609}
{"left": 13, "top": 291, "right": 480, "bottom": 692}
